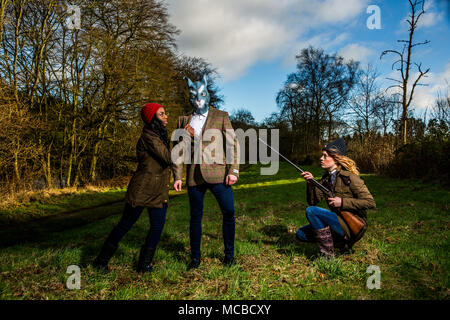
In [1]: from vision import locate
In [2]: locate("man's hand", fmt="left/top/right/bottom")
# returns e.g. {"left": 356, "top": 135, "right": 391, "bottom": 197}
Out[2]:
{"left": 174, "top": 180, "right": 183, "bottom": 191}
{"left": 226, "top": 175, "right": 238, "bottom": 186}
{"left": 184, "top": 124, "right": 195, "bottom": 137}
{"left": 327, "top": 197, "right": 342, "bottom": 208}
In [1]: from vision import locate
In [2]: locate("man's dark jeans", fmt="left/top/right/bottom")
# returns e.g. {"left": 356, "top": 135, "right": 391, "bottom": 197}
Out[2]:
{"left": 188, "top": 183, "right": 235, "bottom": 261}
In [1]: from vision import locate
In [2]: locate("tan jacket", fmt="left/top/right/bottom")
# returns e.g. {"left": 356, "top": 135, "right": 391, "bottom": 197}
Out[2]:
{"left": 173, "top": 107, "right": 239, "bottom": 186}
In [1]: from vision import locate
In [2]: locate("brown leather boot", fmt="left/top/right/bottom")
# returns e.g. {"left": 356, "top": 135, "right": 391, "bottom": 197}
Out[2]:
{"left": 314, "top": 226, "right": 335, "bottom": 258}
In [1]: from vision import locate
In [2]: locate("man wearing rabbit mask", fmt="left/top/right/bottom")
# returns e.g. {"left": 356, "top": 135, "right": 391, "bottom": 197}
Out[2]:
{"left": 173, "top": 75, "right": 240, "bottom": 270}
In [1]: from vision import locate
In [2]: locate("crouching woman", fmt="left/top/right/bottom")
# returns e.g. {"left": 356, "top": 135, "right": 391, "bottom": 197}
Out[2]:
{"left": 297, "top": 138, "right": 376, "bottom": 258}
{"left": 93, "top": 103, "right": 172, "bottom": 273}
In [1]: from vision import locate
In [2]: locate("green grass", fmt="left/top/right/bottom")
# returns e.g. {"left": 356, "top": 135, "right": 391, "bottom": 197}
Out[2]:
{"left": 0, "top": 163, "right": 449, "bottom": 299}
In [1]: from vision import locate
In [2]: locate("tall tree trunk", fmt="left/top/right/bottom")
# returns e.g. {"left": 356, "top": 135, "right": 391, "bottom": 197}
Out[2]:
{"left": 89, "top": 124, "right": 108, "bottom": 182}
{"left": 0, "top": 0, "right": 10, "bottom": 42}
{"left": 12, "top": 0, "right": 23, "bottom": 106}
{"left": 74, "top": 158, "right": 83, "bottom": 186}
{"left": 401, "top": 106, "right": 408, "bottom": 144}
{"left": 66, "top": 118, "right": 77, "bottom": 187}
{"left": 13, "top": 143, "right": 20, "bottom": 183}
{"left": 46, "top": 146, "right": 52, "bottom": 188}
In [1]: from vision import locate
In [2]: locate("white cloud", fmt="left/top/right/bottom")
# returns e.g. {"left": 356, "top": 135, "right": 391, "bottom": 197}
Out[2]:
{"left": 338, "top": 43, "right": 375, "bottom": 65}
{"left": 396, "top": 0, "right": 444, "bottom": 34}
{"left": 420, "top": 0, "right": 445, "bottom": 27}
{"left": 306, "top": 0, "right": 368, "bottom": 24}
{"left": 420, "top": 10, "right": 445, "bottom": 27}
{"left": 430, "top": 62, "right": 450, "bottom": 93}
{"left": 282, "top": 32, "right": 350, "bottom": 67}
{"left": 166, "top": 0, "right": 370, "bottom": 81}
{"left": 383, "top": 63, "right": 450, "bottom": 111}
{"left": 408, "top": 63, "right": 450, "bottom": 111}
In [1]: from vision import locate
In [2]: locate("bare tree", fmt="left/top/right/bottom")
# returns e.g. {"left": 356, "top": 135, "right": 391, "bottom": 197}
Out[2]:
{"left": 381, "top": 0, "right": 430, "bottom": 144}
{"left": 431, "top": 87, "right": 450, "bottom": 126}
{"left": 377, "top": 93, "right": 399, "bottom": 136}
{"left": 277, "top": 47, "right": 358, "bottom": 155}
{"left": 427, "top": 85, "right": 450, "bottom": 139}
{"left": 348, "top": 64, "right": 382, "bottom": 137}
{"left": 276, "top": 79, "right": 313, "bottom": 155}
{"left": 0, "top": 0, "right": 233, "bottom": 196}
{"left": 0, "top": 0, "right": 10, "bottom": 42}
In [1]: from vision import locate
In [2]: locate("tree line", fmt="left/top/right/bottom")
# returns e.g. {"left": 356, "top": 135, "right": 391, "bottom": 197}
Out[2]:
{"left": 0, "top": 0, "right": 448, "bottom": 196}
{"left": 231, "top": 46, "right": 449, "bottom": 180}
{"left": 230, "top": 0, "right": 449, "bottom": 183}
{"left": 0, "top": 0, "right": 222, "bottom": 193}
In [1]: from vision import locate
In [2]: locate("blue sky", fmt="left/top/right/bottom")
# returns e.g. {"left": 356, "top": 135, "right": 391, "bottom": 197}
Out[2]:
{"left": 167, "top": 0, "right": 450, "bottom": 122}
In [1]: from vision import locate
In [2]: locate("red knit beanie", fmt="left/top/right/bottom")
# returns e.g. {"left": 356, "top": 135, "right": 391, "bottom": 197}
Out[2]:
{"left": 141, "top": 103, "right": 163, "bottom": 124}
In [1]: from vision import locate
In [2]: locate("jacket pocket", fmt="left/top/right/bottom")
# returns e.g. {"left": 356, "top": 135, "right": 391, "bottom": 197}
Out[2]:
{"left": 127, "top": 170, "right": 145, "bottom": 195}
{"left": 143, "top": 173, "right": 163, "bottom": 194}
{"left": 137, "top": 173, "right": 162, "bottom": 204}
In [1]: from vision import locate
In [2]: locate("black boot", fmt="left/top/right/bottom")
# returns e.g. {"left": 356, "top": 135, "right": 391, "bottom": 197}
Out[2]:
{"left": 223, "top": 257, "right": 236, "bottom": 267}
{"left": 187, "top": 258, "right": 201, "bottom": 270}
{"left": 93, "top": 241, "right": 118, "bottom": 273}
{"left": 137, "top": 246, "right": 156, "bottom": 273}
{"left": 313, "top": 226, "right": 335, "bottom": 258}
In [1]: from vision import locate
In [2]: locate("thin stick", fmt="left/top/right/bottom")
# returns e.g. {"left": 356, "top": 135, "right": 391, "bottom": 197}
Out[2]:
{"left": 258, "top": 138, "right": 333, "bottom": 196}
{"left": 258, "top": 138, "right": 305, "bottom": 173}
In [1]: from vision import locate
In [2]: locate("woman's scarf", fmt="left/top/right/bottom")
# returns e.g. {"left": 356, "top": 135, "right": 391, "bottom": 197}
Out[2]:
{"left": 145, "top": 117, "right": 170, "bottom": 150}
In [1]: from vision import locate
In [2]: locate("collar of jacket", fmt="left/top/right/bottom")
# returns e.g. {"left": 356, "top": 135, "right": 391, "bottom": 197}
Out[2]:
{"left": 142, "top": 127, "right": 166, "bottom": 145}
{"left": 143, "top": 127, "right": 158, "bottom": 136}
{"left": 322, "top": 167, "right": 352, "bottom": 179}
{"left": 322, "top": 168, "right": 338, "bottom": 178}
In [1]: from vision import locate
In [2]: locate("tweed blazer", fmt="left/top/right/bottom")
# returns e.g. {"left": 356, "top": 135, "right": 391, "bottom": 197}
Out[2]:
{"left": 173, "top": 107, "right": 240, "bottom": 186}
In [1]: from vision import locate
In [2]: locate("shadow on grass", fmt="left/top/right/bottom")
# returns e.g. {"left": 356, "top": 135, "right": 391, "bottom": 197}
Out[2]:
{"left": 0, "top": 200, "right": 189, "bottom": 274}
{"left": 0, "top": 202, "right": 125, "bottom": 248}
{"left": 204, "top": 224, "right": 319, "bottom": 260}
{"left": 0, "top": 195, "right": 186, "bottom": 249}
{"left": 77, "top": 232, "right": 188, "bottom": 271}
{"left": 157, "top": 234, "right": 187, "bottom": 261}
{"left": 252, "top": 224, "right": 318, "bottom": 259}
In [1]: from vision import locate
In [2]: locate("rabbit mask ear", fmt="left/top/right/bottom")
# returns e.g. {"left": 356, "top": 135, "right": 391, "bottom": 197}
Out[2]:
{"left": 183, "top": 76, "right": 194, "bottom": 88}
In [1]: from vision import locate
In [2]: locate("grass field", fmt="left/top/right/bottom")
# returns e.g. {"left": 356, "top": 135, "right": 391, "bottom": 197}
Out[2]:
{"left": 0, "top": 163, "right": 449, "bottom": 299}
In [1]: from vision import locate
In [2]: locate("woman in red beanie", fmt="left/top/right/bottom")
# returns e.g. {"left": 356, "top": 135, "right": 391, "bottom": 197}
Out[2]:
{"left": 93, "top": 103, "right": 172, "bottom": 273}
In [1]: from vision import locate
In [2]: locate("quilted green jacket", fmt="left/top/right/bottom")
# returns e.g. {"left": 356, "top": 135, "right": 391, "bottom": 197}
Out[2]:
{"left": 125, "top": 128, "right": 172, "bottom": 208}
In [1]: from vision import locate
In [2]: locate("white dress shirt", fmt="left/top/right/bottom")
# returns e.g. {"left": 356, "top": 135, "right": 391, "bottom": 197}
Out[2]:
{"left": 189, "top": 110, "right": 209, "bottom": 137}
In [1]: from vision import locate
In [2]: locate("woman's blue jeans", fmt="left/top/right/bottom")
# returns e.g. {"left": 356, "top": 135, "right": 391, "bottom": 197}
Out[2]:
{"left": 188, "top": 183, "right": 235, "bottom": 261}
{"left": 106, "top": 202, "right": 167, "bottom": 249}
{"left": 296, "top": 206, "right": 345, "bottom": 242}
